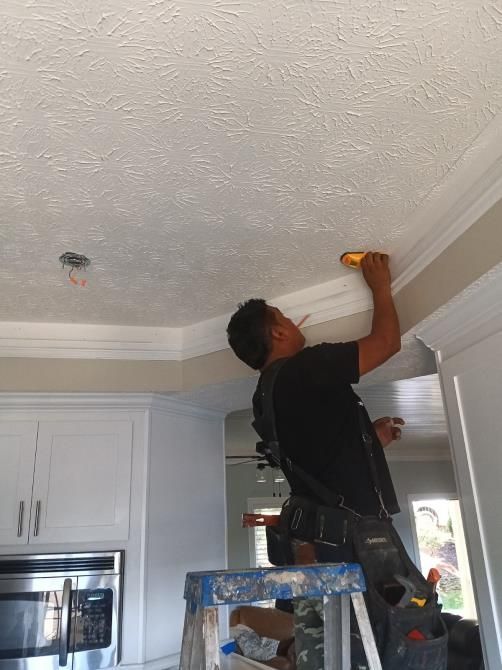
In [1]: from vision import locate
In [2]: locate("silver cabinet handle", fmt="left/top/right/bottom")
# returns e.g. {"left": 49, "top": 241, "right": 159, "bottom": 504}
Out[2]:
{"left": 17, "top": 501, "right": 24, "bottom": 537}
{"left": 59, "top": 578, "right": 72, "bottom": 667}
{"left": 34, "top": 500, "right": 41, "bottom": 537}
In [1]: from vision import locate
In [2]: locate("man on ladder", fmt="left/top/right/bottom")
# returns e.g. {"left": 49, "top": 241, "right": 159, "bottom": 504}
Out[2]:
{"left": 226, "top": 252, "right": 404, "bottom": 669}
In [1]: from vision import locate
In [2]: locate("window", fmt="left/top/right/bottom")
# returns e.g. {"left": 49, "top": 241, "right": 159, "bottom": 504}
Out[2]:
{"left": 247, "top": 498, "right": 282, "bottom": 568}
{"left": 246, "top": 498, "right": 283, "bottom": 608}
{"left": 410, "top": 496, "right": 477, "bottom": 618}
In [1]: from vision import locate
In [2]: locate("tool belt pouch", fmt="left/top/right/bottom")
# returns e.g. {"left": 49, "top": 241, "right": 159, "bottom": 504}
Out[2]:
{"left": 314, "top": 504, "right": 351, "bottom": 547}
{"left": 265, "top": 524, "right": 294, "bottom": 567}
{"left": 271, "top": 497, "right": 353, "bottom": 563}
{"left": 280, "top": 496, "right": 351, "bottom": 543}
{"left": 265, "top": 498, "right": 313, "bottom": 566}
{"left": 352, "top": 516, "right": 448, "bottom": 670}
{"left": 266, "top": 497, "right": 337, "bottom": 566}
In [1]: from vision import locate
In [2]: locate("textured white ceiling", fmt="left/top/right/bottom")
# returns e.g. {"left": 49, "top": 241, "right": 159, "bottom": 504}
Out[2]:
{"left": 2, "top": 0, "right": 502, "bottom": 326}
{"left": 357, "top": 373, "right": 447, "bottom": 435}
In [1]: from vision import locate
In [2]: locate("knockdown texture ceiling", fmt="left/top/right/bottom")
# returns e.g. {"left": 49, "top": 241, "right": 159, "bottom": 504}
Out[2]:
{"left": 1, "top": 0, "right": 502, "bottom": 327}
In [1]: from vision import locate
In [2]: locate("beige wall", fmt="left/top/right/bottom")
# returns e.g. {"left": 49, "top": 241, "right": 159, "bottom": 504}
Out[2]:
{"left": 395, "top": 197, "right": 502, "bottom": 332}
{"left": 182, "top": 347, "right": 252, "bottom": 390}
{"left": 0, "top": 358, "right": 182, "bottom": 393}
{"left": 0, "top": 198, "right": 500, "bottom": 393}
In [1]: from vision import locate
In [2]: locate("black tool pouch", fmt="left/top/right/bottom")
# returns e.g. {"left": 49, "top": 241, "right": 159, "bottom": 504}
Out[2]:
{"left": 279, "top": 496, "right": 351, "bottom": 543}
{"left": 265, "top": 525, "right": 294, "bottom": 566}
{"left": 315, "top": 504, "right": 351, "bottom": 547}
{"left": 273, "top": 496, "right": 354, "bottom": 563}
{"left": 280, "top": 496, "right": 317, "bottom": 542}
{"left": 352, "top": 516, "right": 448, "bottom": 670}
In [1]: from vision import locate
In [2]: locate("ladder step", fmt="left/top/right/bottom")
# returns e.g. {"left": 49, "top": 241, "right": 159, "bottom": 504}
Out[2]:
{"left": 184, "top": 563, "right": 366, "bottom": 609}
{"left": 180, "top": 563, "right": 382, "bottom": 670}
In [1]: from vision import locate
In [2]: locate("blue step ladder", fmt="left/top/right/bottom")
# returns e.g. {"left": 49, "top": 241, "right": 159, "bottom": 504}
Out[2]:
{"left": 180, "top": 563, "right": 382, "bottom": 670}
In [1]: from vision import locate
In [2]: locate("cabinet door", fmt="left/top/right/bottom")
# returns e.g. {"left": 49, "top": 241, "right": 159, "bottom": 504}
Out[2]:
{"left": 0, "top": 422, "right": 38, "bottom": 545}
{"left": 30, "top": 420, "right": 132, "bottom": 543}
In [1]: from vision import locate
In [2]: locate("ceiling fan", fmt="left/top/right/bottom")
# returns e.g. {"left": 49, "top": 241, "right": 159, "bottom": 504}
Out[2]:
{"left": 225, "top": 454, "right": 266, "bottom": 466}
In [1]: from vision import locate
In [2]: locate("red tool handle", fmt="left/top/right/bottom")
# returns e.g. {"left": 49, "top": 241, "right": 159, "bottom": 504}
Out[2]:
{"left": 427, "top": 568, "right": 441, "bottom": 593}
{"left": 242, "top": 513, "right": 281, "bottom": 528}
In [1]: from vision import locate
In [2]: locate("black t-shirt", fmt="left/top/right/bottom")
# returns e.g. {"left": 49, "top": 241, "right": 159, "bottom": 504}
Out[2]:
{"left": 252, "top": 342, "right": 399, "bottom": 516}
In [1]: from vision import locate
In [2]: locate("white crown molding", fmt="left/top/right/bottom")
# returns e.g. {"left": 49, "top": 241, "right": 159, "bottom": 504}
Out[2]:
{"left": 1, "top": 119, "right": 501, "bottom": 361}
{"left": 392, "top": 114, "right": 502, "bottom": 293}
{"left": 416, "top": 261, "right": 502, "bottom": 357}
{"left": 0, "top": 322, "right": 183, "bottom": 360}
{"left": 0, "top": 273, "right": 372, "bottom": 361}
{"left": 181, "top": 271, "right": 373, "bottom": 359}
{"left": 0, "top": 392, "right": 225, "bottom": 419}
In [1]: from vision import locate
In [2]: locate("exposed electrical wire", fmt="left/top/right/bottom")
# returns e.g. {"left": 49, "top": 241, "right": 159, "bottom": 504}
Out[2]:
{"left": 59, "top": 252, "right": 90, "bottom": 287}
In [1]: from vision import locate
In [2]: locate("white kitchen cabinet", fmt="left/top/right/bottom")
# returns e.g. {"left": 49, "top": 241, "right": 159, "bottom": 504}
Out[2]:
{"left": 0, "top": 418, "right": 132, "bottom": 545}
{"left": 30, "top": 420, "right": 133, "bottom": 544}
{"left": 0, "top": 422, "right": 38, "bottom": 545}
{"left": 0, "top": 394, "right": 226, "bottom": 668}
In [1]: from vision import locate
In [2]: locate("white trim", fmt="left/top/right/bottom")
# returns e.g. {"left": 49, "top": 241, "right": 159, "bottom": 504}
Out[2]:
{"left": 2, "top": 119, "right": 502, "bottom": 362}
{"left": 0, "top": 392, "right": 225, "bottom": 419}
{"left": 0, "top": 322, "right": 183, "bottom": 360}
{"left": 0, "top": 273, "right": 372, "bottom": 361}
{"left": 137, "top": 409, "right": 152, "bottom": 664}
{"left": 119, "top": 652, "right": 271, "bottom": 670}
{"left": 416, "top": 262, "right": 502, "bottom": 356}
{"left": 120, "top": 652, "right": 179, "bottom": 670}
{"left": 182, "top": 272, "right": 373, "bottom": 360}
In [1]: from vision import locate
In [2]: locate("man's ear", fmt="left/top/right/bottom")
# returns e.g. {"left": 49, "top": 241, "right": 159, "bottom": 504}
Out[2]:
{"left": 270, "top": 323, "right": 288, "bottom": 341}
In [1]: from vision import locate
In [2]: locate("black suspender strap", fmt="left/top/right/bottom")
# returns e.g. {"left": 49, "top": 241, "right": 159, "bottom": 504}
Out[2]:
{"left": 252, "top": 358, "right": 288, "bottom": 467}
{"left": 253, "top": 360, "right": 345, "bottom": 511}
{"left": 253, "top": 361, "right": 389, "bottom": 517}
{"left": 356, "top": 400, "right": 390, "bottom": 518}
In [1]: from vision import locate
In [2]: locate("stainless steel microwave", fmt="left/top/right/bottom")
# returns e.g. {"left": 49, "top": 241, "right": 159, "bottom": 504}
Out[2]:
{"left": 0, "top": 552, "right": 123, "bottom": 670}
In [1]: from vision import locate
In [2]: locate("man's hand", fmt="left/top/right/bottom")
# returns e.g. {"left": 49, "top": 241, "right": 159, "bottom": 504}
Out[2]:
{"left": 373, "top": 417, "right": 405, "bottom": 448}
{"left": 361, "top": 252, "right": 391, "bottom": 294}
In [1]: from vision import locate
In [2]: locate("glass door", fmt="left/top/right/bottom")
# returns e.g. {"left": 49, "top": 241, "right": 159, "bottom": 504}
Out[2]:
{"left": 0, "top": 577, "right": 76, "bottom": 670}
{"left": 411, "top": 497, "right": 477, "bottom": 618}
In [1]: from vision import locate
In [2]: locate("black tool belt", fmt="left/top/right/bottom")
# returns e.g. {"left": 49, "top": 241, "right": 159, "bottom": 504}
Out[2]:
{"left": 281, "top": 495, "right": 354, "bottom": 547}
{"left": 265, "top": 496, "right": 356, "bottom": 566}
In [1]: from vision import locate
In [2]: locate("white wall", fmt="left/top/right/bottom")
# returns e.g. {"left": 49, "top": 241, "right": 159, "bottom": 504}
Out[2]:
{"left": 145, "top": 408, "right": 226, "bottom": 662}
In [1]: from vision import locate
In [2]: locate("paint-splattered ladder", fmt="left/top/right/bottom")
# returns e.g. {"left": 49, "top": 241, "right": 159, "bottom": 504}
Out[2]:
{"left": 179, "top": 563, "right": 382, "bottom": 670}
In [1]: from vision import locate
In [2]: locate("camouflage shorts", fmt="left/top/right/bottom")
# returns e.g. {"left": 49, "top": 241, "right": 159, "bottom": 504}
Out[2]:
{"left": 294, "top": 598, "right": 368, "bottom": 670}
{"left": 294, "top": 598, "right": 324, "bottom": 670}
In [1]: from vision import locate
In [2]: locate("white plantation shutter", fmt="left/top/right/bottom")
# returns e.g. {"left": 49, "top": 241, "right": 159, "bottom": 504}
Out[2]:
{"left": 248, "top": 500, "right": 282, "bottom": 568}
{"left": 247, "top": 499, "right": 283, "bottom": 607}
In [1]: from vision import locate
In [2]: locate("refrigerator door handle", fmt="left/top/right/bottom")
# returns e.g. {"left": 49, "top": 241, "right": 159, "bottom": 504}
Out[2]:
{"left": 33, "top": 500, "right": 41, "bottom": 536}
{"left": 59, "top": 578, "right": 72, "bottom": 667}
{"left": 17, "top": 500, "right": 24, "bottom": 537}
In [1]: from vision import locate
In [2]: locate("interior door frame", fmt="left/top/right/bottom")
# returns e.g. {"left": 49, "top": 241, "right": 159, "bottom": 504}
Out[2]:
{"left": 417, "top": 267, "right": 502, "bottom": 669}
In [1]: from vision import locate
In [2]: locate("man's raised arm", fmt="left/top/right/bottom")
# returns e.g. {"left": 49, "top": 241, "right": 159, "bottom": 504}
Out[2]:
{"left": 357, "top": 252, "right": 401, "bottom": 376}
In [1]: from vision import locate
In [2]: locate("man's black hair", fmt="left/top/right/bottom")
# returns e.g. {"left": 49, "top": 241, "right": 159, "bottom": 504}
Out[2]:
{"left": 226, "top": 298, "right": 275, "bottom": 370}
